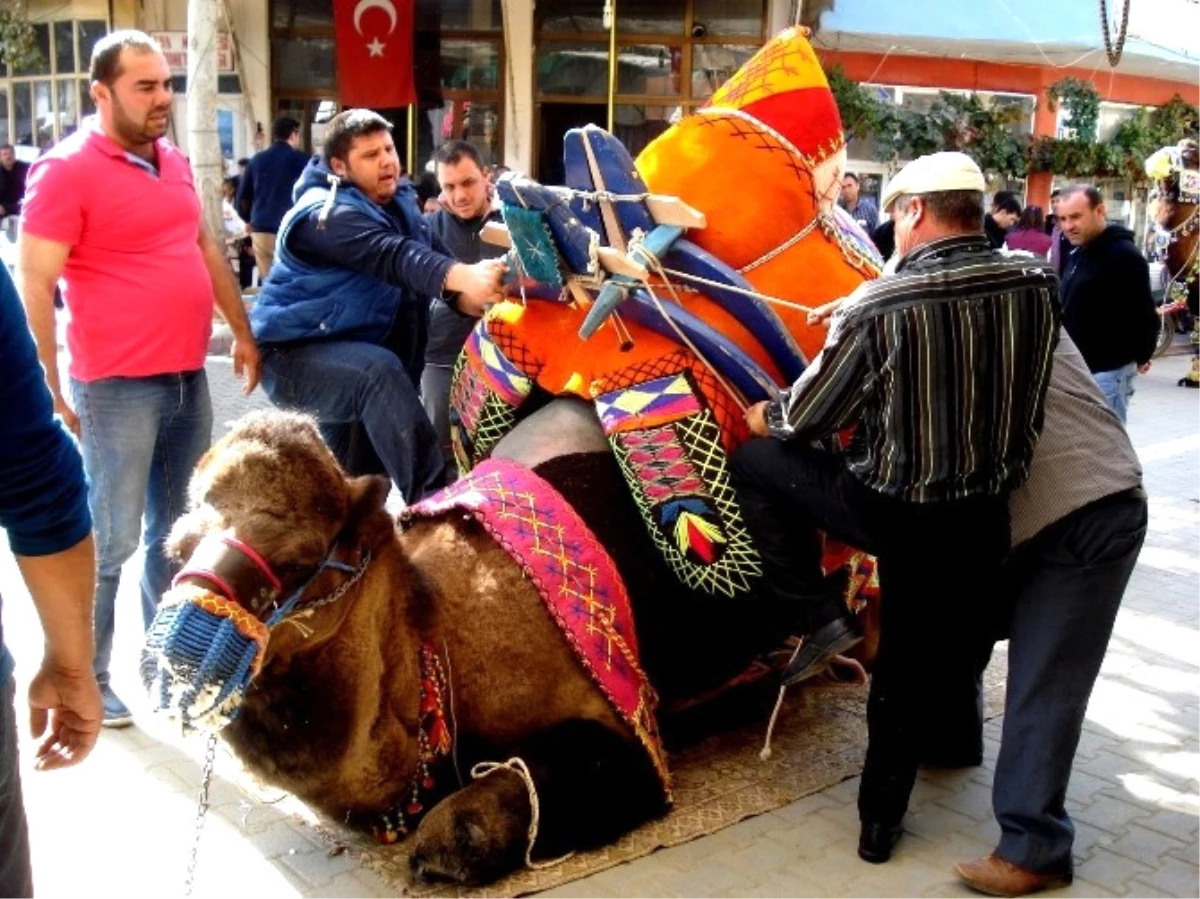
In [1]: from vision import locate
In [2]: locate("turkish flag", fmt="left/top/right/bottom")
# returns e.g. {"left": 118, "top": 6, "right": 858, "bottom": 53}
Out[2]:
{"left": 334, "top": 0, "right": 416, "bottom": 108}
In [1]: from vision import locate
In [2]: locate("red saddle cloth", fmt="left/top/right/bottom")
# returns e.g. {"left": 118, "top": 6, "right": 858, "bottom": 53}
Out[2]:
{"left": 404, "top": 459, "right": 672, "bottom": 797}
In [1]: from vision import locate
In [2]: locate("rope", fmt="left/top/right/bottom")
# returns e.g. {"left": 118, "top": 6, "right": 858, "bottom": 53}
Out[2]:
{"left": 659, "top": 267, "right": 817, "bottom": 316}
{"left": 630, "top": 237, "right": 756, "bottom": 412}
{"left": 739, "top": 216, "right": 824, "bottom": 274}
{"left": 470, "top": 758, "right": 574, "bottom": 870}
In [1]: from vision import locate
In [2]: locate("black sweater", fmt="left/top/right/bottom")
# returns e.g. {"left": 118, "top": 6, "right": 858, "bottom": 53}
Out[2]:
{"left": 1060, "top": 224, "right": 1159, "bottom": 372}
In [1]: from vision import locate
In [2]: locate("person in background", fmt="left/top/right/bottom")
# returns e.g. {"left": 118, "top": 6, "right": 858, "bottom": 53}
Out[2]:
{"left": 870, "top": 203, "right": 904, "bottom": 263}
{"left": 1057, "top": 184, "right": 1158, "bottom": 422}
{"left": 839, "top": 172, "right": 879, "bottom": 231}
{"left": 1005, "top": 205, "right": 1052, "bottom": 256}
{"left": 422, "top": 140, "right": 505, "bottom": 464}
{"left": 985, "top": 191, "right": 1022, "bottom": 249}
{"left": 237, "top": 116, "right": 309, "bottom": 281}
{"left": 0, "top": 144, "right": 30, "bottom": 224}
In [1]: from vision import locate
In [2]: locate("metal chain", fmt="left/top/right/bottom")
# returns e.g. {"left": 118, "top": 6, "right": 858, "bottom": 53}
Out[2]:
{"left": 184, "top": 733, "right": 219, "bottom": 898}
{"left": 285, "top": 549, "right": 372, "bottom": 617}
{"left": 1099, "top": 0, "right": 1131, "bottom": 67}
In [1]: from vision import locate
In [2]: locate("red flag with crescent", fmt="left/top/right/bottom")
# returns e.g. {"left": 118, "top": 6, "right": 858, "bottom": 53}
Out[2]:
{"left": 334, "top": 0, "right": 415, "bottom": 107}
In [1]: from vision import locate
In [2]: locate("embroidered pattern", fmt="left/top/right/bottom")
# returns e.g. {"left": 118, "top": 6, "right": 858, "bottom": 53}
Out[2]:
{"left": 404, "top": 460, "right": 671, "bottom": 796}
{"left": 595, "top": 373, "right": 701, "bottom": 434}
{"left": 449, "top": 325, "right": 536, "bottom": 471}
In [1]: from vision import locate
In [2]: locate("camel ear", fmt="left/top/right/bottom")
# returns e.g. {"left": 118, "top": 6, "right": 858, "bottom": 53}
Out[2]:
{"left": 342, "top": 475, "right": 393, "bottom": 539}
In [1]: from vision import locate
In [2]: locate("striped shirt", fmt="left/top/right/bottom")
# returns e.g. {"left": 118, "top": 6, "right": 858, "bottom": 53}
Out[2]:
{"left": 766, "top": 235, "right": 1060, "bottom": 503}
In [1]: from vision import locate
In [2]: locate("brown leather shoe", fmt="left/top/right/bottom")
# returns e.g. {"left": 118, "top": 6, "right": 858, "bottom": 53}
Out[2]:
{"left": 955, "top": 854, "right": 1073, "bottom": 897}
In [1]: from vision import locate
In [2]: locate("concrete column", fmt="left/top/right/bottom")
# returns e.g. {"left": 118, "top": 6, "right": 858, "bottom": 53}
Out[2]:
{"left": 188, "top": 0, "right": 223, "bottom": 240}
{"left": 1027, "top": 75, "right": 1058, "bottom": 211}
{"left": 501, "top": 0, "right": 534, "bottom": 175}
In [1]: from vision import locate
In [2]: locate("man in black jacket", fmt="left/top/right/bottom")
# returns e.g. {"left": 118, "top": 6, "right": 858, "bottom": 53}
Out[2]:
{"left": 421, "top": 140, "right": 506, "bottom": 463}
{"left": 0, "top": 144, "right": 29, "bottom": 229}
{"left": 1057, "top": 184, "right": 1159, "bottom": 423}
{"left": 237, "top": 116, "right": 309, "bottom": 281}
{"left": 984, "top": 191, "right": 1021, "bottom": 249}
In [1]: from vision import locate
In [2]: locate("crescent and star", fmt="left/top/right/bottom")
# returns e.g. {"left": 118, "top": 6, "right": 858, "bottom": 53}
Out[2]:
{"left": 352, "top": 0, "right": 397, "bottom": 58}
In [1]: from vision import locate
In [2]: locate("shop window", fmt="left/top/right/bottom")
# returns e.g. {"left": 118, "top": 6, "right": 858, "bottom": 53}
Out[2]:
{"left": 616, "top": 45, "right": 682, "bottom": 96}
{"left": 439, "top": 0, "right": 504, "bottom": 30}
{"left": 14, "top": 24, "right": 51, "bottom": 77}
{"left": 274, "top": 37, "right": 337, "bottom": 91}
{"left": 693, "top": 0, "right": 766, "bottom": 37}
{"left": 691, "top": 43, "right": 757, "bottom": 100}
{"left": 538, "top": 42, "right": 612, "bottom": 96}
{"left": 440, "top": 40, "right": 500, "bottom": 91}
{"left": 617, "top": 0, "right": 687, "bottom": 35}
{"left": 272, "top": 0, "right": 333, "bottom": 30}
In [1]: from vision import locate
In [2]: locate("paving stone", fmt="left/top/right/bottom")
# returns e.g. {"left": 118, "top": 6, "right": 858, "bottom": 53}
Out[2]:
{"left": 1077, "top": 846, "right": 1155, "bottom": 890}
{"left": 1133, "top": 855, "right": 1200, "bottom": 896}
{"left": 933, "top": 780, "right": 997, "bottom": 822}
{"left": 1072, "top": 794, "right": 1159, "bottom": 835}
{"left": 1105, "top": 822, "right": 1189, "bottom": 866}
{"left": 319, "top": 869, "right": 395, "bottom": 898}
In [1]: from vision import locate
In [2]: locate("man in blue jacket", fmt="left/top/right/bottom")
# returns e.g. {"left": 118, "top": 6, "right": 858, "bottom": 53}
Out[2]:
{"left": 0, "top": 267, "right": 102, "bottom": 896}
{"left": 237, "top": 115, "right": 310, "bottom": 281}
{"left": 250, "top": 109, "right": 505, "bottom": 503}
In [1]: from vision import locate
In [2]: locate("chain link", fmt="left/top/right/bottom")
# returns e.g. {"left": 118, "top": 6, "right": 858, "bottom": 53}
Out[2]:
{"left": 184, "top": 733, "right": 219, "bottom": 898}
{"left": 1099, "top": 0, "right": 1131, "bottom": 67}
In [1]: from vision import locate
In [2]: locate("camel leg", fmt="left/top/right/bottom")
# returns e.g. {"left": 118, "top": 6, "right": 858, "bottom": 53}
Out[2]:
{"left": 409, "top": 719, "right": 667, "bottom": 884}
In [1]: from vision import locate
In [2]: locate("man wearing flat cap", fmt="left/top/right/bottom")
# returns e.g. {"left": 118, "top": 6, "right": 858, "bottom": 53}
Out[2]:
{"left": 730, "top": 152, "right": 1060, "bottom": 865}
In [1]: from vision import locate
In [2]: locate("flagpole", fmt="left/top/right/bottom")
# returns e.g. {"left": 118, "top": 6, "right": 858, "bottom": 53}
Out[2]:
{"left": 407, "top": 103, "right": 417, "bottom": 177}
{"left": 605, "top": 0, "right": 616, "bottom": 132}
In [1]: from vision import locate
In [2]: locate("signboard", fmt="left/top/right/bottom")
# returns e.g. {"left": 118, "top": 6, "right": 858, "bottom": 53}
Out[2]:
{"left": 150, "top": 31, "right": 235, "bottom": 74}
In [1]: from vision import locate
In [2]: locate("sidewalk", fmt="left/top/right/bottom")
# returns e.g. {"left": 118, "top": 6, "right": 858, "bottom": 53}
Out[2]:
{"left": 1, "top": 353, "right": 1195, "bottom": 898}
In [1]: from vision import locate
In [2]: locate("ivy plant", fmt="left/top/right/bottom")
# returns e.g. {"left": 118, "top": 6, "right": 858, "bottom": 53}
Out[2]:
{"left": 0, "top": 2, "right": 41, "bottom": 72}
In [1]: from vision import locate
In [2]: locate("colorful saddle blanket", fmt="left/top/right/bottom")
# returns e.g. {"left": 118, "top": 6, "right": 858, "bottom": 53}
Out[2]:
{"left": 403, "top": 459, "right": 672, "bottom": 797}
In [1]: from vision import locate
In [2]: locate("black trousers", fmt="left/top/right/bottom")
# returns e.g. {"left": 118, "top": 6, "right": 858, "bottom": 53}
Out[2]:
{"left": 730, "top": 438, "right": 1009, "bottom": 824}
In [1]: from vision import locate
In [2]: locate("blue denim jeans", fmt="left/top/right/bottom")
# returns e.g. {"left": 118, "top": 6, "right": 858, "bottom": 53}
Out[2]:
{"left": 1092, "top": 362, "right": 1137, "bottom": 424}
{"left": 0, "top": 679, "right": 33, "bottom": 898}
{"left": 260, "top": 341, "right": 447, "bottom": 502}
{"left": 71, "top": 371, "right": 212, "bottom": 684}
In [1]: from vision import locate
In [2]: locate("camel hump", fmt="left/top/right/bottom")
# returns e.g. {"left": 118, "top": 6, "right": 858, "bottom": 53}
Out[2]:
{"left": 489, "top": 397, "right": 608, "bottom": 469}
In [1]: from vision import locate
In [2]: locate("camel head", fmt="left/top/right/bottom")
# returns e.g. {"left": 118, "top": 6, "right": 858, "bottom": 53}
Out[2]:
{"left": 141, "top": 410, "right": 394, "bottom": 733}
{"left": 1146, "top": 138, "right": 1199, "bottom": 286}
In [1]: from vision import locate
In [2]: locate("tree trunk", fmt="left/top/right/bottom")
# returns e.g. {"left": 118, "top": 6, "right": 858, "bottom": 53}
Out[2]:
{"left": 188, "top": 0, "right": 223, "bottom": 241}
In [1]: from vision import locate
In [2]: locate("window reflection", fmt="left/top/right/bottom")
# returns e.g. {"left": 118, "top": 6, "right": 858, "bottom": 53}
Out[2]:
{"left": 617, "top": 45, "right": 681, "bottom": 96}
{"left": 691, "top": 44, "right": 757, "bottom": 100}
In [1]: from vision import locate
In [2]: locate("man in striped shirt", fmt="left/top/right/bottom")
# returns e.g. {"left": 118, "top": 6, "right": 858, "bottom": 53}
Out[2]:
{"left": 730, "top": 152, "right": 1060, "bottom": 865}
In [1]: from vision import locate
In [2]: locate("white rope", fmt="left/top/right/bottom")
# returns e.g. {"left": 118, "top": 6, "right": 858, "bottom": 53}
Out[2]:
{"left": 470, "top": 757, "right": 574, "bottom": 870}
{"left": 660, "top": 266, "right": 817, "bottom": 315}
{"left": 739, "top": 216, "right": 824, "bottom": 274}
{"left": 632, "top": 240, "right": 755, "bottom": 412}
{"left": 759, "top": 641, "right": 802, "bottom": 761}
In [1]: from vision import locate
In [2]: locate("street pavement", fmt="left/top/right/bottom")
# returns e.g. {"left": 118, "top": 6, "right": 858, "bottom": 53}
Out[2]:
{"left": 0, "top": 348, "right": 1196, "bottom": 898}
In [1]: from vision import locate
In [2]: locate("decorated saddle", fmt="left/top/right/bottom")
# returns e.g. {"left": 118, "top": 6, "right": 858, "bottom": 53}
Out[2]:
{"left": 449, "top": 27, "right": 882, "bottom": 604}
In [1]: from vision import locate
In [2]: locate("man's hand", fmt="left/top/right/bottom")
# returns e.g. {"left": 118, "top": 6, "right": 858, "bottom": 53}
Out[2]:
{"left": 1137, "top": 361, "right": 1152, "bottom": 374}
{"left": 807, "top": 298, "right": 843, "bottom": 328}
{"left": 232, "top": 334, "right": 261, "bottom": 395}
{"left": 53, "top": 395, "right": 80, "bottom": 438}
{"left": 28, "top": 661, "right": 102, "bottom": 771}
{"left": 447, "top": 259, "right": 508, "bottom": 317}
{"left": 745, "top": 400, "right": 772, "bottom": 437}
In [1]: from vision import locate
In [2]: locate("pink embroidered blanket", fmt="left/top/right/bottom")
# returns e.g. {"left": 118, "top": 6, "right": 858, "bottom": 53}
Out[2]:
{"left": 404, "top": 459, "right": 671, "bottom": 796}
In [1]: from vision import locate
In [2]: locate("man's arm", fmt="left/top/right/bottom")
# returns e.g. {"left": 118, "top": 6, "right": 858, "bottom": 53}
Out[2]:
{"left": 15, "top": 232, "right": 75, "bottom": 433}
{"left": 198, "top": 228, "right": 260, "bottom": 394}
{"left": 290, "top": 207, "right": 505, "bottom": 317}
{"left": 767, "top": 308, "right": 872, "bottom": 441}
{"left": 17, "top": 536, "right": 102, "bottom": 770}
{"left": 236, "top": 162, "right": 254, "bottom": 221}
{"left": 1125, "top": 253, "right": 1159, "bottom": 370}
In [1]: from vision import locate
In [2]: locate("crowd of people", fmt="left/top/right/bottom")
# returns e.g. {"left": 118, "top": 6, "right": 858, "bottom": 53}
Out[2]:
{"left": 0, "top": 27, "right": 1168, "bottom": 899}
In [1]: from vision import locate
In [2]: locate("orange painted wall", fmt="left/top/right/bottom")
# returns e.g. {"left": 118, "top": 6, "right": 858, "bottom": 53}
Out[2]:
{"left": 819, "top": 49, "right": 1199, "bottom": 209}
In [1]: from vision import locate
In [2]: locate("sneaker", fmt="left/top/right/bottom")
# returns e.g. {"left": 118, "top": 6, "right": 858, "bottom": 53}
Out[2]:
{"left": 100, "top": 684, "right": 134, "bottom": 728}
{"left": 781, "top": 616, "right": 864, "bottom": 686}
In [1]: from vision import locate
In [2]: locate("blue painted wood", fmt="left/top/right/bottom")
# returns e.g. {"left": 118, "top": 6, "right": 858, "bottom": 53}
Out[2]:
{"left": 582, "top": 126, "right": 656, "bottom": 238}
{"left": 664, "top": 239, "right": 808, "bottom": 381}
{"left": 579, "top": 224, "right": 685, "bottom": 339}
{"left": 621, "top": 287, "right": 780, "bottom": 402}
{"left": 496, "top": 174, "right": 597, "bottom": 277}
{"left": 562, "top": 128, "right": 606, "bottom": 238}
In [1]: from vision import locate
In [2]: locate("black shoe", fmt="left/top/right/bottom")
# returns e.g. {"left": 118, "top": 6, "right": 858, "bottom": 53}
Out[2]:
{"left": 781, "top": 616, "right": 863, "bottom": 686}
{"left": 858, "top": 821, "right": 903, "bottom": 864}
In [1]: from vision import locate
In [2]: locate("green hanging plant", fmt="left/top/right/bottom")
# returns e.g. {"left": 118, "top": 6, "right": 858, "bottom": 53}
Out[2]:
{"left": 0, "top": 2, "right": 42, "bottom": 72}
{"left": 1045, "top": 77, "right": 1101, "bottom": 142}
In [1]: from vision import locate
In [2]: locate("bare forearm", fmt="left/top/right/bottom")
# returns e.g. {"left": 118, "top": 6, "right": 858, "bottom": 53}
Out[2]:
{"left": 16, "top": 273, "right": 63, "bottom": 400}
{"left": 201, "top": 233, "right": 253, "bottom": 338}
{"left": 16, "top": 535, "right": 96, "bottom": 673}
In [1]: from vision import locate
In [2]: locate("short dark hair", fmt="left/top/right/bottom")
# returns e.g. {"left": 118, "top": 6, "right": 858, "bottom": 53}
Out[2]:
{"left": 237, "top": 157, "right": 250, "bottom": 168}
{"left": 991, "top": 192, "right": 1022, "bottom": 216}
{"left": 0, "top": 144, "right": 12, "bottom": 152}
{"left": 90, "top": 29, "right": 163, "bottom": 86}
{"left": 321, "top": 109, "right": 393, "bottom": 166}
{"left": 272, "top": 116, "right": 301, "bottom": 142}
{"left": 432, "top": 139, "right": 485, "bottom": 172}
{"left": 896, "top": 189, "right": 985, "bottom": 232}
{"left": 842, "top": 172, "right": 860, "bottom": 184}
{"left": 1058, "top": 183, "right": 1103, "bottom": 209}
{"left": 1017, "top": 204, "right": 1045, "bottom": 231}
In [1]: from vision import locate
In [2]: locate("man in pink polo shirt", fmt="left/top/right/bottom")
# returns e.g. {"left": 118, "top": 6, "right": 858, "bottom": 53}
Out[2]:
{"left": 17, "top": 30, "right": 260, "bottom": 727}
